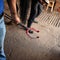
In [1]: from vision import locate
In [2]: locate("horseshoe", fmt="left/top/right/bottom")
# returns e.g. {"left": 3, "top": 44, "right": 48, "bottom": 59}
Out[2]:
{"left": 26, "top": 28, "right": 39, "bottom": 39}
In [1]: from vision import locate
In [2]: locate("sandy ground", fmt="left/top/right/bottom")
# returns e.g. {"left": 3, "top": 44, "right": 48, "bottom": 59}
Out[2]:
{"left": 4, "top": 0, "right": 60, "bottom": 60}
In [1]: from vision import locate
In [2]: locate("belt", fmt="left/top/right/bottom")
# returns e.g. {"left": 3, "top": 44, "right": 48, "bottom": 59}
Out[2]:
{"left": 0, "top": 12, "right": 4, "bottom": 19}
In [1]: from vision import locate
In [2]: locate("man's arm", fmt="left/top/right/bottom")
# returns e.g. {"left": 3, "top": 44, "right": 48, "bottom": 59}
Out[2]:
{"left": 7, "top": 0, "right": 20, "bottom": 24}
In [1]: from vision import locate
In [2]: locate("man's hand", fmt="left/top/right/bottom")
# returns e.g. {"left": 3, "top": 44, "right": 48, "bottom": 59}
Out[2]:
{"left": 39, "top": 0, "right": 46, "bottom": 5}
{"left": 11, "top": 13, "right": 21, "bottom": 24}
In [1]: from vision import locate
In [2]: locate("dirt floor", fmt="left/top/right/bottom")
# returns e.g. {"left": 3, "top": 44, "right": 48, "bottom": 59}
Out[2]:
{"left": 4, "top": 0, "right": 60, "bottom": 60}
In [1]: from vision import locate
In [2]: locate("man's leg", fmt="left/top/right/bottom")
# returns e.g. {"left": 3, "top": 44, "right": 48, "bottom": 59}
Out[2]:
{"left": 36, "top": 2, "right": 42, "bottom": 17}
{"left": 20, "top": 0, "right": 30, "bottom": 24}
{"left": 33, "top": 2, "right": 42, "bottom": 23}
{"left": 0, "top": 17, "right": 6, "bottom": 60}
{"left": 27, "top": 1, "right": 38, "bottom": 28}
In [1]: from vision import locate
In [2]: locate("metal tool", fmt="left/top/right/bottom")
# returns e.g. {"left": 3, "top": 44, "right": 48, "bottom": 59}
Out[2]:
{"left": 4, "top": 13, "right": 40, "bottom": 39}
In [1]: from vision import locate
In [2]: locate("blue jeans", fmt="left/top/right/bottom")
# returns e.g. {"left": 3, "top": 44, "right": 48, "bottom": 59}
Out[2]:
{"left": 0, "top": 17, "right": 6, "bottom": 60}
